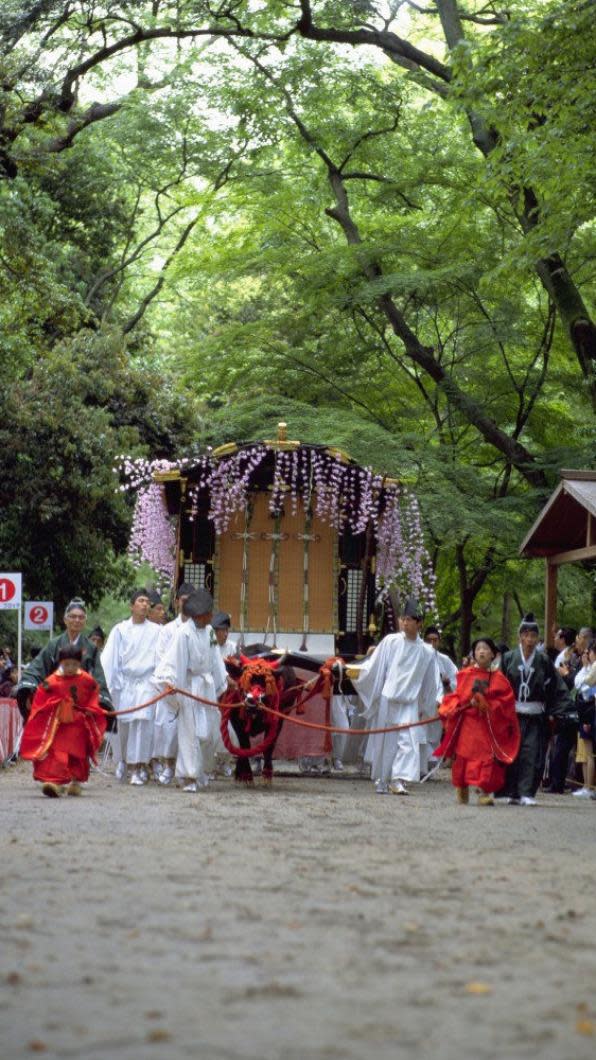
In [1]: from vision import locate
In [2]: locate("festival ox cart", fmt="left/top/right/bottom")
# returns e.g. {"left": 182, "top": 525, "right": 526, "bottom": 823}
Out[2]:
{"left": 123, "top": 424, "right": 437, "bottom": 779}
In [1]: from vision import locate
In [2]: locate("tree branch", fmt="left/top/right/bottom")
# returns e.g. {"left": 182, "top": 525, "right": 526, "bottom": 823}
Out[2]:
{"left": 121, "top": 213, "right": 199, "bottom": 335}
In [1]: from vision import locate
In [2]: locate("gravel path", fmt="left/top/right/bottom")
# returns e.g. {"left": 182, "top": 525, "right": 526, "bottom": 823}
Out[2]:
{"left": 2, "top": 760, "right": 596, "bottom": 1060}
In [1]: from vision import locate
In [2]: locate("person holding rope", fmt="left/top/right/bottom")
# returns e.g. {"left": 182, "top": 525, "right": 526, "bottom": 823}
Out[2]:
{"left": 152, "top": 589, "right": 227, "bottom": 793}
{"left": 100, "top": 589, "right": 160, "bottom": 786}
{"left": 151, "top": 581, "right": 194, "bottom": 785}
{"left": 345, "top": 597, "right": 442, "bottom": 795}
{"left": 422, "top": 624, "right": 458, "bottom": 774}
{"left": 16, "top": 598, "right": 113, "bottom": 722}
{"left": 434, "top": 638, "right": 519, "bottom": 806}
{"left": 208, "top": 612, "right": 238, "bottom": 776}
{"left": 20, "top": 644, "right": 107, "bottom": 798}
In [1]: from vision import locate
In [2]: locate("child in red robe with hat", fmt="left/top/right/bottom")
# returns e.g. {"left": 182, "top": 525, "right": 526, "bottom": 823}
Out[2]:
{"left": 20, "top": 644, "right": 107, "bottom": 798}
{"left": 435, "top": 638, "right": 520, "bottom": 806}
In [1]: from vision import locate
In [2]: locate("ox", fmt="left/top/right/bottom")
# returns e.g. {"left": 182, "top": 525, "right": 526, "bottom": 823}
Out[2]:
{"left": 220, "top": 651, "right": 305, "bottom": 785}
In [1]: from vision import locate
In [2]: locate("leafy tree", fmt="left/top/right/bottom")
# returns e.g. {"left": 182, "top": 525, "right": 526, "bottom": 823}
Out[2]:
{"left": 0, "top": 0, "right": 593, "bottom": 646}
{"left": 0, "top": 328, "right": 200, "bottom": 611}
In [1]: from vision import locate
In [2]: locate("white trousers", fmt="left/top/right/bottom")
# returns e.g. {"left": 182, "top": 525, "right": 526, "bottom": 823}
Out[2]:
{"left": 153, "top": 700, "right": 178, "bottom": 759}
{"left": 331, "top": 695, "right": 351, "bottom": 762}
{"left": 175, "top": 702, "right": 209, "bottom": 783}
{"left": 121, "top": 717, "right": 154, "bottom": 765}
{"left": 365, "top": 698, "right": 420, "bottom": 784}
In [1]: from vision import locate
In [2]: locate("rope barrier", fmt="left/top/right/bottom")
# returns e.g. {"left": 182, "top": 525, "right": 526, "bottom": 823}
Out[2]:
{"left": 160, "top": 685, "right": 442, "bottom": 737}
{"left": 8, "top": 682, "right": 442, "bottom": 736}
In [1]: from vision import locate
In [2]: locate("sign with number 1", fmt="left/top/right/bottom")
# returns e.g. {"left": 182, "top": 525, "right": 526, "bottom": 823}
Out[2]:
{"left": 0, "top": 573, "right": 22, "bottom": 611}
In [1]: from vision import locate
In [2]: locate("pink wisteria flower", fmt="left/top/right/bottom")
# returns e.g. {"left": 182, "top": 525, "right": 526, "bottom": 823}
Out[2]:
{"left": 118, "top": 445, "right": 438, "bottom": 617}
{"left": 128, "top": 481, "right": 176, "bottom": 580}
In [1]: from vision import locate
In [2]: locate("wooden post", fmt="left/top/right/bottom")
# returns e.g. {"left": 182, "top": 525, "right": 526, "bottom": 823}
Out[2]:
{"left": 545, "top": 560, "right": 558, "bottom": 647}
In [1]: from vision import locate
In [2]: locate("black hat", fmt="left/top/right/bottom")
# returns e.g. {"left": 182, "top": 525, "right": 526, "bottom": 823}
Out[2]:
{"left": 211, "top": 611, "right": 231, "bottom": 629}
{"left": 176, "top": 581, "right": 195, "bottom": 598}
{"left": 147, "top": 590, "right": 162, "bottom": 607}
{"left": 402, "top": 596, "right": 422, "bottom": 620}
{"left": 519, "top": 612, "right": 539, "bottom": 634}
{"left": 182, "top": 589, "right": 214, "bottom": 618}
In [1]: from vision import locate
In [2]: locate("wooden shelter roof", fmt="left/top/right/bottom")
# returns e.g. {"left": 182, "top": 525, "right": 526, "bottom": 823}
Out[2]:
{"left": 519, "top": 469, "right": 596, "bottom": 563}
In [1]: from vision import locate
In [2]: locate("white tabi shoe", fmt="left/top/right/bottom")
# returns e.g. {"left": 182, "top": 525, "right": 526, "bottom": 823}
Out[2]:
{"left": 375, "top": 781, "right": 389, "bottom": 795}
{"left": 388, "top": 781, "right": 410, "bottom": 796}
{"left": 159, "top": 766, "right": 174, "bottom": 785}
{"left": 519, "top": 795, "right": 537, "bottom": 806}
{"left": 332, "top": 759, "right": 344, "bottom": 772}
{"left": 115, "top": 762, "right": 127, "bottom": 782}
{"left": 139, "top": 767, "right": 149, "bottom": 784}
{"left": 572, "top": 787, "right": 592, "bottom": 799}
{"left": 130, "top": 772, "right": 144, "bottom": 786}
{"left": 182, "top": 781, "right": 198, "bottom": 793}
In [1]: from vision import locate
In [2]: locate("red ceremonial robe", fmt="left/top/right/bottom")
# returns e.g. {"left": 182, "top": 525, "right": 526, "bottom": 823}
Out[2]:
{"left": 20, "top": 669, "right": 106, "bottom": 784}
{"left": 435, "top": 666, "right": 520, "bottom": 793}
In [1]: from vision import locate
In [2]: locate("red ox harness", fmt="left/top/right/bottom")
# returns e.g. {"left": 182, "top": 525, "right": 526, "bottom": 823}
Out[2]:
{"left": 219, "top": 656, "right": 285, "bottom": 759}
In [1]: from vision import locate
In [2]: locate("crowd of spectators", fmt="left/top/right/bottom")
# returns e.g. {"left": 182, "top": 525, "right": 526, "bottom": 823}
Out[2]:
{"left": 0, "top": 646, "right": 17, "bottom": 698}
{"left": 547, "top": 624, "right": 596, "bottom": 797}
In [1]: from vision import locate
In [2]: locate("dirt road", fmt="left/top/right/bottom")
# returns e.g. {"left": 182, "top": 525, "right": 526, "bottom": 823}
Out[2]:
{"left": 1, "top": 761, "right": 596, "bottom": 1060}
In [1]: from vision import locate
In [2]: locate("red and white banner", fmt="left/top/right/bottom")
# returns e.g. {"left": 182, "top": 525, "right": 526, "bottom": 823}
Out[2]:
{"left": 0, "top": 698, "right": 22, "bottom": 763}
{"left": 24, "top": 602, "right": 54, "bottom": 631}
{"left": 0, "top": 574, "right": 22, "bottom": 611}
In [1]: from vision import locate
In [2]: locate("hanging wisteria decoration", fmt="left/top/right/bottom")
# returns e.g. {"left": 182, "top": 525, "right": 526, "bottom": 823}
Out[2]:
{"left": 116, "top": 443, "right": 438, "bottom": 616}
{"left": 127, "top": 480, "right": 177, "bottom": 581}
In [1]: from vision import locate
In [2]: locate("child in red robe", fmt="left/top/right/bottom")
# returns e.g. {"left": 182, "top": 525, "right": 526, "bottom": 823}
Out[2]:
{"left": 20, "top": 644, "right": 107, "bottom": 798}
{"left": 435, "top": 638, "right": 520, "bottom": 806}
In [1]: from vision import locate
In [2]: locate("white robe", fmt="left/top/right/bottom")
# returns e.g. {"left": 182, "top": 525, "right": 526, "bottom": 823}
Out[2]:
{"left": 153, "top": 615, "right": 184, "bottom": 759}
{"left": 209, "top": 638, "right": 239, "bottom": 760}
{"left": 354, "top": 633, "right": 441, "bottom": 783}
{"left": 437, "top": 651, "right": 458, "bottom": 693}
{"left": 421, "top": 650, "right": 458, "bottom": 767}
{"left": 101, "top": 618, "right": 160, "bottom": 765}
{"left": 101, "top": 618, "right": 160, "bottom": 723}
{"left": 154, "top": 622, "right": 227, "bottom": 782}
{"left": 217, "top": 637, "right": 238, "bottom": 662}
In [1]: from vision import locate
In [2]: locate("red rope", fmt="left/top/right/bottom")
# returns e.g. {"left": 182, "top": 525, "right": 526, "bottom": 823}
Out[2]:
{"left": 13, "top": 677, "right": 442, "bottom": 736}
{"left": 257, "top": 700, "right": 442, "bottom": 736}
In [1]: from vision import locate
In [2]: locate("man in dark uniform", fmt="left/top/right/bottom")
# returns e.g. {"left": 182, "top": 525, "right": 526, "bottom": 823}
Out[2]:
{"left": 16, "top": 597, "right": 113, "bottom": 721}
{"left": 500, "top": 613, "right": 573, "bottom": 805}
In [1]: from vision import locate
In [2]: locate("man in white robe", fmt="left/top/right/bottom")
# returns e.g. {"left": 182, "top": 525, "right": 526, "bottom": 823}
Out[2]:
{"left": 152, "top": 582, "right": 194, "bottom": 785}
{"left": 422, "top": 625, "right": 458, "bottom": 773}
{"left": 212, "top": 611, "right": 238, "bottom": 663}
{"left": 209, "top": 612, "right": 238, "bottom": 774}
{"left": 101, "top": 589, "right": 160, "bottom": 786}
{"left": 346, "top": 597, "right": 441, "bottom": 795}
{"left": 153, "top": 590, "right": 227, "bottom": 792}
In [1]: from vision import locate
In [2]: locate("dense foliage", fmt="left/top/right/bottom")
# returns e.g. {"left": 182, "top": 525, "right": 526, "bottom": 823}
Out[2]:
{"left": 0, "top": 1, "right": 594, "bottom": 646}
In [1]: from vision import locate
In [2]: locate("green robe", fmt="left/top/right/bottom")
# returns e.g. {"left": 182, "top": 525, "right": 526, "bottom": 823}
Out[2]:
{"left": 17, "top": 632, "right": 113, "bottom": 710}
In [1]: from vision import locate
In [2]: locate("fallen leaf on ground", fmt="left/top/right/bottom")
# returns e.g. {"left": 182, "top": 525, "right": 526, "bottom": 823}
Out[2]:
{"left": 464, "top": 982, "right": 492, "bottom": 995}
{"left": 147, "top": 1029, "right": 172, "bottom": 1042}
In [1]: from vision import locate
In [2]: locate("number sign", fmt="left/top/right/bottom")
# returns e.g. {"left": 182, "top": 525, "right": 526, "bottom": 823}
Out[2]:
{"left": 24, "top": 602, "right": 54, "bottom": 631}
{"left": 0, "top": 573, "right": 22, "bottom": 611}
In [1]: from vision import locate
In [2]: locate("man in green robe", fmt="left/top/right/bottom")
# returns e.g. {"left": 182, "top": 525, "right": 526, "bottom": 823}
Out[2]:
{"left": 16, "top": 598, "right": 113, "bottom": 721}
{"left": 499, "top": 612, "right": 573, "bottom": 805}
